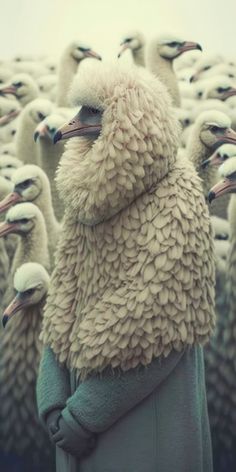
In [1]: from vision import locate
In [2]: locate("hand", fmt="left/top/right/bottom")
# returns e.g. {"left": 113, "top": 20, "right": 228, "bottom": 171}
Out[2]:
{"left": 46, "top": 409, "right": 62, "bottom": 442}
{"left": 51, "top": 415, "right": 96, "bottom": 459}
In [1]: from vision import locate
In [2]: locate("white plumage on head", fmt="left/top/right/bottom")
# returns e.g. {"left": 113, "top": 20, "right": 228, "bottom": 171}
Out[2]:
{"left": 14, "top": 262, "right": 50, "bottom": 292}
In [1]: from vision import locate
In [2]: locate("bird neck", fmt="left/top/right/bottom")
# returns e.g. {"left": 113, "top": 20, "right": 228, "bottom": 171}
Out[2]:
{"left": 187, "top": 138, "right": 218, "bottom": 197}
{"left": 57, "top": 54, "right": 79, "bottom": 107}
{"left": 147, "top": 51, "right": 180, "bottom": 106}
{"left": 16, "top": 116, "right": 40, "bottom": 166}
{"left": 132, "top": 47, "right": 145, "bottom": 67}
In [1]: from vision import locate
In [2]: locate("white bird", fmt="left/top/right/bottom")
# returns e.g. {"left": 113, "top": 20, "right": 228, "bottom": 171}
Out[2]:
{"left": 56, "top": 40, "right": 102, "bottom": 107}
{"left": 0, "top": 73, "right": 39, "bottom": 106}
{"left": 118, "top": 31, "right": 146, "bottom": 66}
{"left": 146, "top": 35, "right": 202, "bottom": 106}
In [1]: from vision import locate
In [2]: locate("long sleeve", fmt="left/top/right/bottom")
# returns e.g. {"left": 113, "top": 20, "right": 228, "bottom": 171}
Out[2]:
{"left": 37, "top": 346, "right": 71, "bottom": 425}
{"left": 62, "top": 349, "right": 184, "bottom": 434}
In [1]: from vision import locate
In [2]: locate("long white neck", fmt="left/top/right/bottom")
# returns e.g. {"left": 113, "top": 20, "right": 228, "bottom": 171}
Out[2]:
{"left": 187, "top": 137, "right": 218, "bottom": 197}
{"left": 57, "top": 54, "right": 79, "bottom": 107}
{"left": 146, "top": 51, "right": 180, "bottom": 107}
{"left": 132, "top": 47, "right": 145, "bottom": 67}
{"left": 38, "top": 138, "right": 65, "bottom": 221}
{"left": 16, "top": 116, "right": 40, "bottom": 166}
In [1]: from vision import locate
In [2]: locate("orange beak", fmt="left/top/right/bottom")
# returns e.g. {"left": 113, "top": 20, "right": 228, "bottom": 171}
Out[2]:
{"left": 0, "top": 192, "right": 22, "bottom": 213}
{"left": 208, "top": 178, "right": 236, "bottom": 203}
{"left": 2, "top": 293, "right": 27, "bottom": 328}
{"left": 54, "top": 113, "right": 101, "bottom": 143}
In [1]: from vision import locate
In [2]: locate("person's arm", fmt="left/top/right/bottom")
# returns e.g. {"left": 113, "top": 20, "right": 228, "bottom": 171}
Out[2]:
{"left": 61, "top": 349, "right": 183, "bottom": 434}
{"left": 36, "top": 346, "right": 71, "bottom": 426}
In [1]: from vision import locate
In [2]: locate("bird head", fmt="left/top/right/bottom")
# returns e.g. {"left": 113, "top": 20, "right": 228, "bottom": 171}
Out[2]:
{"left": 118, "top": 31, "right": 145, "bottom": 57}
{"left": 190, "top": 54, "right": 223, "bottom": 82}
{"left": 0, "top": 73, "right": 39, "bottom": 104}
{"left": 155, "top": 35, "right": 202, "bottom": 60}
{"left": 68, "top": 41, "right": 102, "bottom": 62}
{"left": 2, "top": 262, "right": 50, "bottom": 328}
{"left": 195, "top": 111, "right": 236, "bottom": 157}
{"left": 24, "top": 98, "right": 54, "bottom": 126}
{"left": 0, "top": 202, "right": 42, "bottom": 236}
{"left": 208, "top": 157, "right": 236, "bottom": 202}
{"left": 54, "top": 61, "right": 179, "bottom": 224}
{"left": 34, "top": 113, "right": 65, "bottom": 142}
{"left": 0, "top": 165, "right": 46, "bottom": 213}
{"left": 201, "top": 143, "right": 236, "bottom": 169}
{"left": 0, "top": 97, "right": 21, "bottom": 126}
{"left": 203, "top": 76, "right": 236, "bottom": 101}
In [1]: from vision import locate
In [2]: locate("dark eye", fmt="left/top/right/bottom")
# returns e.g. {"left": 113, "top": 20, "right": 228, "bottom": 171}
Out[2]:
{"left": 222, "top": 154, "right": 228, "bottom": 160}
{"left": 18, "top": 218, "right": 29, "bottom": 224}
{"left": 11, "top": 130, "right": 16, "bottom": 136}
{"left": 217, "top": 87, "right": 230, "bottom": 94}
{"left": 203, "top": 66, "right": 211, "bottom": 71}
{"left": 21, "top": 179, "right": 32, "bottom": 188}
{"left": 184, "top": 118, "right": 190, "bottom": 126}
{"left": 210, "top": 125, "right": 226, "bottom": 134}
{"left": 50, "top": 66, "right": 55, "bottom": 71}
{"left": 22, "top": 288, "right": 35, "bottom": 297}
{"left": 50, "top": 127, "right": 56, "bottom": 134}
{"left": 198, "top": 91, "right": 203, "bottom": 98}
{"left": 38, "top": 112, "right": 46, "bottom": 121}
{"left": 0, "top": 80, "right": 3, "bottom": 84}
{"left": 124, "top": 38, "right": 132, "bottom": 43}
{"left": 89, "top": 107, "right": 100, "bottom": 114}
{"left": 13, "top": 82, "right": 23, "bottom": 88}
{"left": 6, "top": 164, "right": 13, "bottom": 168}
{"left": 78, "top": 47, "right": 89, "bottom": 52}
{"left": 229, "top": 171, "right": 236, "bottom": 180}
{"left": 168, "top": 41, "right": 179, "bottom": 48}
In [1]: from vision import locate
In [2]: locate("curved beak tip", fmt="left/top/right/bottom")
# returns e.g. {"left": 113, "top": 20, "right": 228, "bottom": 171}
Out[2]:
{"left": 208, "top": 191, "right": 215, "bottom": 204}
{"left": 201, "top": 159, "right": 209, "bottom": 169}
{"left": 2, "top": 314, "right": 8, "bottom": 328}
{"left": 196, "top": 44, "right": 202, "bottom": 51}
{"left": 53, "top": 130, "right": 62, "bottom": 144}
{"left": 34, "top": 131, "right": 39, "bottom": 142}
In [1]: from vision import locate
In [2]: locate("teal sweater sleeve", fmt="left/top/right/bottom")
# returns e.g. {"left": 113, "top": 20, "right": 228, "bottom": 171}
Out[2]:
{"left": 62, "top": 349, "right": 184, "bottom": 434}
{"left": 37, "top": 346, "right": 71, "bottom": 424}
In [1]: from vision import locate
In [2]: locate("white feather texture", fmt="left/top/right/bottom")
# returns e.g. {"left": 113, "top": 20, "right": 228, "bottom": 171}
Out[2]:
{"left": 6, "top": 202, "right": 41, "bottom": 221}
{"left": 194, "top": 110, "right": 231, "bottom": 129}
{"left": 14, "top": 262, "right": 50, "bottom": 292}
{"left": 218, "top": 157, "right": 236, "bottom": 177}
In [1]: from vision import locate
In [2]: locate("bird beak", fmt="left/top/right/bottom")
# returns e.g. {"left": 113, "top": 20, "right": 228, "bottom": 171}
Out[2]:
{"left": 0, "top": 110, "right": 20, "bottom": 126}
{"left": 54, "top": 113, "right": 102, "bottom": 143}
{"left": 0, "top": 85, "right": 18, "bottom": 97}
{"left": 212, "top": 128, "right": 236, "bottom": 150}
{"left": 2, "top": 293, "right": 27, "bottom": 328}
{"left": 84, "top": 49, "right": 102, "bottom": 61}
{"left": 178, "top": 42, "right": 202, "bottom": 54}
{"left": 208, "top": 178, "right": 236, "bottom": 203}
{"left": 190, "top": 72, "right": 200, "bottom": 83}
{"left": 0, "top": 192, "right": 22, "bottom": 213}
{"left": 201, "top": 151, "right": 222, "bottom": 169}
{"left": 34, "top": 123, "right": 49, "bottom": 142}
{"left": 221, "top": 87, "right": 236, "bottom": 101}
{"left": 118, "top": 43, "right": 129, "bottom": 58}
{"left": 0, "top": 221, "right": 20, "bottom": 237}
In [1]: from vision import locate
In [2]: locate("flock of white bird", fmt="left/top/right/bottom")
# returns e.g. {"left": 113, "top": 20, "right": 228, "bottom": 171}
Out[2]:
{"left": 0, "top": 31, "right": 236, "bottom": 470}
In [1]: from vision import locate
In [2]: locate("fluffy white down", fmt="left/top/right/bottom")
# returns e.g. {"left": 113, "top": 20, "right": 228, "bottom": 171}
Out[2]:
{"left": 216, "top": 143, "right": 236, "bottom": 158}
{"left": 194, "top": 110, "right": 231, "bottom": 129}
{"left": 218, "top": 157, "right": 236, "bottom": 177}
{"left": 6, "top": 202, "right": 41, "bottom": 221}
{"left": 14, "top": 262, "right": 50, "bottom": 292}
{"left": 12, "top": 164, "right": 45, "bottom": 185}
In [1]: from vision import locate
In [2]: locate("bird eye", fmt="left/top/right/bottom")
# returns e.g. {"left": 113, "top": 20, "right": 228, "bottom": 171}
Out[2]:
{"left": 18, "top": 218, "right": 29, "bottom": 224}
{"left": 21, "top": 179, "right": 32, "bottom": 188}
{"left": 89, "top": 107, "right": 100, "bottom": 114}
{"left": 229, "top": 171, "right": 236, "bottom": 180}
{"left": 22, "top": 288, "right": 35, "bottom": 297}
{"left": 0, "top": 80, "right": 3, "bottom": 84}
{"left": 78, "top": 47, "right": 89, "bottom": 52}
{"left": 50, "top": 128, "right": 56, "bottom": 134}
{"left": 203, "top": 66, "right": 211, "bottom": 71}
{"left": 198, "top": 91, "right": 203, "bottom": 98}
{"left": 13, "top": 82, "right": 23, "bottom": 88}
{"left": 124, "top": 38, "right": 132, "bottom": 43}
{"left": 11, "top": 130, "right": 16, "bottom": 136}
{"left": 38, "top": 112, "right": 46, "bottom": 121}
{"left": 222, "top": 154, "right": 228, "bottom": 161}
{"left": 168, "top": 41, "right": 179, "bottom": 48}
{"left": 6, "top": 164, "right": 13, "bottom": 168}
{"left": 217, "top": 87, "right": 230, "bottom": 94}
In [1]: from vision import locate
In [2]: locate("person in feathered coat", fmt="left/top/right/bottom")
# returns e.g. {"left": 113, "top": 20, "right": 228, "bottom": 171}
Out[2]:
{"left": 37, "top": 62, "right": 215, "bottom": 472}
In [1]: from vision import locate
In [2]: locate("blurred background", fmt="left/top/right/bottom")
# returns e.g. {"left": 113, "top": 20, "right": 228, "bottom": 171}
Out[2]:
{"left": 0, "top": 0, "right": 235, "bottom": 61}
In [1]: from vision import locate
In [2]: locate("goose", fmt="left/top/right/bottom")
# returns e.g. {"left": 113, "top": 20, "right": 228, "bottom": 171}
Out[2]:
{"left": 0, "top": 73, "right": 39, "bottom": 107}
{"left": 57, "top": 40, "right": 102, "bottom": 107}
{"left": 0, "top": 262, "right": 53, "bottom": 466}
{"left": 0, "top": 164, "right": 60, "bottom": 263}
{"left": 0, "top": 202, "right": 50, "bottom": 309}
{"left": 118, "top": 31, "right": 146, "bottom": 66}
{"left": 146, "top": 35, "right": 202, "bottom": 106}
{"left": 34, "top": 113, "right": 65, "bottom": 219}
{"left": 15, "top": 98, "right": 54, "bottom": 165}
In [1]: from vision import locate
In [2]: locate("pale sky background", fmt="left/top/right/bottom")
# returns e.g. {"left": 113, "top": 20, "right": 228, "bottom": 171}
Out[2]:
{"left": 0, "top": 0, "right": 235, "bottom": 61}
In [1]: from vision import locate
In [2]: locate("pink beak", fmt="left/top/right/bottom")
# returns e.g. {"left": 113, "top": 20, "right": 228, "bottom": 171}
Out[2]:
{"left": 208, "top": 178, "right": 236, "bottom": 202}
{"left": 0, "top": 192, "right": 22, "bottom": 213}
